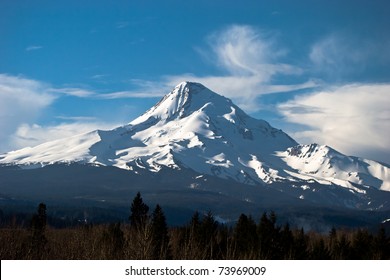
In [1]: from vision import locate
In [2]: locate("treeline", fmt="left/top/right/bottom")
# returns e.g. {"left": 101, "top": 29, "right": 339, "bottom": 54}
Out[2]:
{"left": 0, "top": 193, "right": 389, "bottom": 260}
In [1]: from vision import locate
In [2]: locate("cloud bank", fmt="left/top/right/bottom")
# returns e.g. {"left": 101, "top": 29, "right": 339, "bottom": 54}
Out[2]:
{"left": 278, "top": 84, "right": 390, "bottom": 163}
{"left": 0, "top": 74, "right": 118, "bottom": 153}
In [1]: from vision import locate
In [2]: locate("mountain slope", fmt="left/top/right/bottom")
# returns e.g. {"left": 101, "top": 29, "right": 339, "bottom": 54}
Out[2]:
{"left": 0, "top": 81, "right": 389, "bottom": 211}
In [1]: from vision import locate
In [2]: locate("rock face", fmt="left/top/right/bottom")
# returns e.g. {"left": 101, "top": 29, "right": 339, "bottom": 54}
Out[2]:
{"left": 1, "top": 81, "right": 389, "bottom": 213}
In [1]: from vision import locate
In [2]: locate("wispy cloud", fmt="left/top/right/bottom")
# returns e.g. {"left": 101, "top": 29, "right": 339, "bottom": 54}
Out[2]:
{"left": 91, "top": 74, "right": 109, "bottom": 80}
{"left": 116, "top": 21, "right": 129, "bottom": 29}
{"left": 56, "top": 116, "right": 98, "bottom": 121}
{"left": 49, "top": 87, "right": 96, "bottom": 98}
{"left": 25, "top": 45, "right": 43, "bottom": 51}
{"left": 118, "top": 25, "right": 316, "bottom": 111}
{"left": 208, "top": 25, "right": 290, "bottom": 77}
{"left": 309, "top": 32, "right": 390, "bottom": 81}
{"left": 0, "top": 74, "right": 55, "bottom": 152}
{"left": 277, "top": 84, "right": 390, "bottom": 163}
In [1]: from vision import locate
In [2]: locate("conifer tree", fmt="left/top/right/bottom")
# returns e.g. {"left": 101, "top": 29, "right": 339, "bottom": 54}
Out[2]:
{"left": 29, "top": 203, "right": 47, "bottom": 259}
{"left": 328, "top": 226, "right": 337, "bottom": 258}
{"left": 189, "top": 211, "right": 201, "bottom": 237}
{"left": 310, "top": 238, "right": 330, "bottom": 260}
{"left": 200, "top": 211, "right": 218, "bottom": 259}
{"left": 334, "top": 233, "right": 351, "bottom": 259}
{"left": 151, "top": 204, "right": 171, "bottom": 259}
{"left": 257, "top": 211, "right": 281, "bottom": 259}
{"left": 279, "top": 223, "right": 294, "bottom": 259}
{"left": 129, "top": 192, "right": 149, "bottom": 229}
{"left": 373, "top": 226, "right": 389, "bottom": 259}
{"left": 351, "top": 229, "right": 373, "bottom": 259}
{"left": 185, "top": 211, "right": 202, "bottom": 258}
{"left": 292, "top": 228, "right": 308, "bottom": 259}
{"left": 233, "top": 214, "right": 258, "bottom": 258}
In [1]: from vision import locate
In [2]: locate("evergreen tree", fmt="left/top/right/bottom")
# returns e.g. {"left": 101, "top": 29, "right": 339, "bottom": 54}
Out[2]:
{"left": 310, "top": 238, "right": 331, "bottom": 260}
{"left": 292, "top": 228, "right": 308, "bottom": 259}
{"left": 29, "top": 203, "right": 47, "bottom": 258}
{"left": 257, "top": 211, "right": 281, "bottom": 259}
{"left": 200, "top": 211, "right": 218, "bottom": 259}
{"left": 151, "top": 204, "right": 171, "bottom": 259}
{"left": 279, "top": 223, "right": 294, "bottom": 259}
{"left": 351, "top": 229, "right": 373, "bottom": 259}
{"left": 233, "top": 214, "right": 258, "bottom": 258}
{"left": 189, "top": 211, "right": 201, "bottom": 237}
{"left": 334, "top": 233, "right": 351, "bottom": 259}
{"left": 373, "top": 226, "right": 390, "bottom": 259}
{"left": 129, "top": 192, "right": 149, "bottom": 229}
{"left": 328, "top": 226, "right": 337, "bottom": 259}
{"left": 186, "top": 211, "right": 202, "bottom": 258}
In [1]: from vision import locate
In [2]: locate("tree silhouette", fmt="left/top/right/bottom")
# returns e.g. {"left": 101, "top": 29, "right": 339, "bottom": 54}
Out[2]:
{"left": 129, "top": 192, "right": 149, "bottom": 229}
{"left": 334, "top": 233, "right": 351, "bottom": 259}
{"left": 151, "top": 204, "right": 171, "bottom": 259}
{"left": 351, "top": 229, "right": 373, "bottom": 259}
{"left": 373, "top": 226, "right": 389, "bottom": 259}
{"left": 233, "top": 214, "right": 258, "bottom": 258}
{"left": 29, "top": 203, "right": 47, "bottom": 258}
{"left": 310, "top": 238, "right": 330, "bottom": 259}
{"left": 279, "top": 223, "right": 294, "bottom": 259}
{"left": 292, "top": 228, "right": 308, "bottom": 259}
{"left": 257, "top": 211, "right": 281, "bottom": 259}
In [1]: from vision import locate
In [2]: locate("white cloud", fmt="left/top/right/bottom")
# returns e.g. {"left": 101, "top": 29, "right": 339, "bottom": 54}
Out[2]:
{"left": 118, "top": 25, "right": 315, "bottom": 111}
{"left": 208, "top": 25, "right": 291, "bottom": 77}
{"left": 10, "top": 121, "right": 119, "bottom": 150}
{"left": 0, "top": 74, "right": 120, "bottom": 153}
{"left": 0, "top": 74, "right": 56, "bottom": 152}
{"left": 278, "top": 84, "right": 390, "bottom": 163}
{"left": 49, "top": 87, "right": 96, "bottom": 97}
{"left": 26, "top": 45, "right": 43, "bottom": 51}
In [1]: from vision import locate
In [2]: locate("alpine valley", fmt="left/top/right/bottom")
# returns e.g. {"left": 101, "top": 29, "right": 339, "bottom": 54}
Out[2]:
{"left": 1, "top": 82, "right": 389, "bottom": 230}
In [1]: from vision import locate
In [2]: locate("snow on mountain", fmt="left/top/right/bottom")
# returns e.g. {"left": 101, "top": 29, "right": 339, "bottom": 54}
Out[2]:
{"left": 0, "top": 81, "right": 389, "bottom": 197}
{"left": 278, "top": 144, "right": 390, "bottom": 192}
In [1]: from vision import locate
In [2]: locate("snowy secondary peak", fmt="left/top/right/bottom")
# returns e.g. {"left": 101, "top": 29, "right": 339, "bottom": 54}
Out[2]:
{"left": 279, "top": 143, "right": 390, "bottom": 191}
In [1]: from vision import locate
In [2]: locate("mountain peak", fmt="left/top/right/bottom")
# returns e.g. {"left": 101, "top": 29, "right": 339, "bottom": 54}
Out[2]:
{"left": 174, "top": 81, "right": 206, "bottom": 94}
{"left": 130, "top": 81, "right": 229, "bottom": 124}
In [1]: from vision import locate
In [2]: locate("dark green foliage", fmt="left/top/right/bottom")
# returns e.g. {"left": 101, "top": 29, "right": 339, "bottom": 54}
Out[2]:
{"left": 151, "top": 204, "right": 171, "bottom": 259}
{"left": 233, "top": 214, "right": 258, "bottom": 258}
{"left": 279, "top": 223, "right": 294, "bottom": 259}
{"left": 257, "top": 211, "right": 283, "bottom": 259}
{"left": 129, "top": 192, "right": 149, "bottom": 229}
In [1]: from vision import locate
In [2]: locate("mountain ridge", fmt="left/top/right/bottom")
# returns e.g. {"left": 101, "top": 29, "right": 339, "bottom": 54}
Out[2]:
{"left": 0, "top": 81, "right": 389, "bottom": 212}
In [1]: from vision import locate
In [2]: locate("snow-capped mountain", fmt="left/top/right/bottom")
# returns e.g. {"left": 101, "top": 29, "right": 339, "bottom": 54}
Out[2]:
{"left": 1, "top": 82, "right": 389, "bottom": 212}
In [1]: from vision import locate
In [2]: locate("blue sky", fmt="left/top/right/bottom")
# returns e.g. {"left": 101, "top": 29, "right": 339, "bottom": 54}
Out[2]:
{"left": 1, "top": 0, "right": 389, "bottom": 164}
